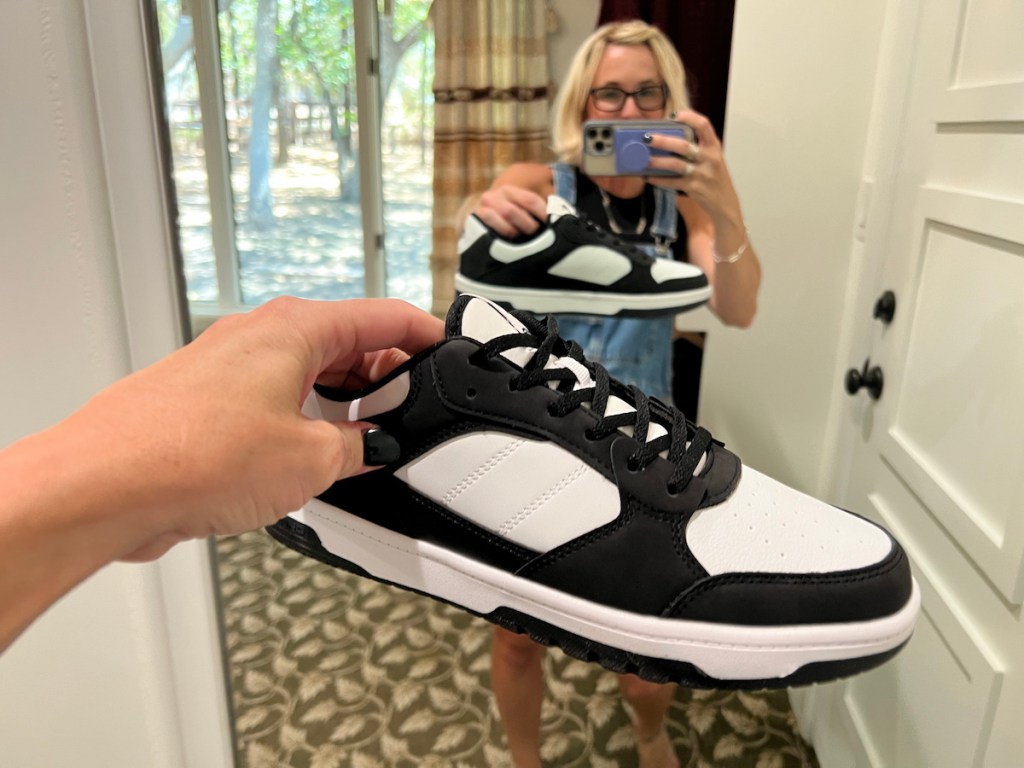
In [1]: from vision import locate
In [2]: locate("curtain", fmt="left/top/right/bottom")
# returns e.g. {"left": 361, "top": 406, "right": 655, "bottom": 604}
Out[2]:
{"left": 429, "top": 0, "right": 554, "bottom": 316}
{"left": 598, "top": 0, "right": 736, "bottom": 140}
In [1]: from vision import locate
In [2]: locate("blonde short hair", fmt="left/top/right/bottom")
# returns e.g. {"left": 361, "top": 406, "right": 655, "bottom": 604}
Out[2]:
{"left": 552, "top": 21, "right": 691, "bottom": 165}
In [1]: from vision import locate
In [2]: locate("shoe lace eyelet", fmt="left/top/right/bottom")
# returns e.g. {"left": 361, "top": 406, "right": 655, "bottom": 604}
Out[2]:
{"left": 467, "top": 387, "right": 477, "bottom": 399}
{"left": 626, "top": 457, "right": 641, "bottom": 472}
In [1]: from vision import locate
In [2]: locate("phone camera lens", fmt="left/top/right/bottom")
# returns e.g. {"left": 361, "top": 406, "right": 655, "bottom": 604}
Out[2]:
{"left": 600, "top": 128, "right": 611, "bottom": 138}
{"left": 586, "top": 127, "right": 597, "bottom": 138}
{"left": 594, "top": 141, "right": 605, "bottom": 152}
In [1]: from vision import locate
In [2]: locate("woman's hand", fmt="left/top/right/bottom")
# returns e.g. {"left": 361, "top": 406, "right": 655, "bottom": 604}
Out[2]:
{"left": 644, "top": 109, "right": 744, "bottom": 234}
{"left": 0, "top": 297, "right": 444, "bottom": 648}
{"left": 30, "top": 297, "right": 443, "bottom": 562}
{"left": 644, "top": 110, "right": 759, "bottom": 328}
{"left": 474, "top": 185, "right": 549, "bottom": 238}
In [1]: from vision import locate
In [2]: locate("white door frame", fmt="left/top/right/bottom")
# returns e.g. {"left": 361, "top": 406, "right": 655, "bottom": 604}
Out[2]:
{"left": 85, "top": 1, "right": 235, "bottom": 764}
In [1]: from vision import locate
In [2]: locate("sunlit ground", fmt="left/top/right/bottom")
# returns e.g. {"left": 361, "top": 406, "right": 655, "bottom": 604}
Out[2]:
{"left": 173, "top": 142, "right": 433, "bottom": 312}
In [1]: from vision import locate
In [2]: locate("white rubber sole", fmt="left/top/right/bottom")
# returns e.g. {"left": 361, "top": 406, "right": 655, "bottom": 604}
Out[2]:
{"left": 454, "top": 274, "right": 712, "bottom": 316}
{"left": 288, "top": 499, "right": 920, "bottom": 683}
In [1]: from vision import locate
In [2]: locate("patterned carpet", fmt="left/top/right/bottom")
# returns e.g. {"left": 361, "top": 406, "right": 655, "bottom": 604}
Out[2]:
{"left": 217, "top": 531, "right": 819, "bottom": 768}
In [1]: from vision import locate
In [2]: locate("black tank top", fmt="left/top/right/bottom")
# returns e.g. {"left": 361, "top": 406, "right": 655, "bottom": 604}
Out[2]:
{"left": 574, "top": 171, "right": 689, "bottom": 262}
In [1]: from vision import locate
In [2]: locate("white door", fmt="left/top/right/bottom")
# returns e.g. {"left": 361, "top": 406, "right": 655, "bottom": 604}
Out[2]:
{"left": 802, "top": 0, "right": 1024, "bottom": 766}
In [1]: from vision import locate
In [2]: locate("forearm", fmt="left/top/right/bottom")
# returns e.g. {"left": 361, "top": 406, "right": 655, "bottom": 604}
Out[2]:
{"left": 0, "top": 419, "right": 154, "bottom": 650}
{"left": 680, "top": 198, "right": 761, "bottom": 328}
{"left": 707, "top": 215, "right": 761, "bottom": 328}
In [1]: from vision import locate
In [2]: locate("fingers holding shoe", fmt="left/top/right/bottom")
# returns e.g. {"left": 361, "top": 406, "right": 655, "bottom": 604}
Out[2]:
{"left": 644, "top": 109, "right": 742, "bottom": 226}
{"left": 475, "top": 185, "right": 548, "bottom": 238}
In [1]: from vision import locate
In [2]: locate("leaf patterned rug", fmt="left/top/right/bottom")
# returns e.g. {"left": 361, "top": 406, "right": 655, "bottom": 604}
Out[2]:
{"left": 217, "top": 531, "right": 819, "bottom": 767}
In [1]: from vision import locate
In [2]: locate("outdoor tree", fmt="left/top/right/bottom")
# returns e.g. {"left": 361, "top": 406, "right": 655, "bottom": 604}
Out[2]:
{"left": 248, "top": 0, "right": 278, "bottom": 227}
{"left": 278, "top": 0, "right": 356, "bottom": 197}
{"left": 280, "top": 0, "right": 430, "bottom": 202}
{"left": 159, "top": 0, "right": 434, "bottom": 210}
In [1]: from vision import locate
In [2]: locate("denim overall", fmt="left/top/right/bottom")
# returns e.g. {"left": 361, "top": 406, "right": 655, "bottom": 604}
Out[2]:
{"left": 551, "top": 163, "right": 679, "bottom": 401}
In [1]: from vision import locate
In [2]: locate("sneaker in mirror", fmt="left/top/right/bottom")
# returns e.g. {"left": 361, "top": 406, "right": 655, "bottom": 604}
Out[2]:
{"left": 455, "top": 195, "right": 710, "bottom": 317}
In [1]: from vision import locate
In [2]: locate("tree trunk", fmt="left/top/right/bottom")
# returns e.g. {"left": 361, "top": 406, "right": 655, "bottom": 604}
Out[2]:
{"left": 274, "top": 56, "right": 289, "bottom": 165}
{"left": 248, "top": 0, "right": 277, "bottom": 228}
{"left": 378, "top": 15, "right": 423, "bottom": 107}
{"left": 160, "top": 15, "right": 193, "bottom": 75}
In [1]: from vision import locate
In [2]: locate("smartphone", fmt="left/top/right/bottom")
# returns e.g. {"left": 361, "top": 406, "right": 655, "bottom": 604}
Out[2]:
{"left": 580, "top": 119, "right": 695, "bottom": 177}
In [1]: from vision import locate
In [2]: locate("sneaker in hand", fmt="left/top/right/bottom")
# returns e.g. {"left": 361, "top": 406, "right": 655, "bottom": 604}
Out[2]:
{"left": 267, "top": 295, "right": 919, "bottom": 689}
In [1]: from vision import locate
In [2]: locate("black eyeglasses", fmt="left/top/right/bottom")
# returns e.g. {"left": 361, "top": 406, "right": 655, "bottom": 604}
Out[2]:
{"left": 588, "top": 83, "right": 668, "bottom": 112}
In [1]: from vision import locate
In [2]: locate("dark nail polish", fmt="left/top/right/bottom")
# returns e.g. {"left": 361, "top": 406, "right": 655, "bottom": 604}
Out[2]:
{"left": 643, "top": 132, "right": 652, "bottom": 144}
{"left": 669, "top": 111, "right": 677, "bottom": 119}
{"left": 363, "top": 428, "right": 400, "bottom": 466}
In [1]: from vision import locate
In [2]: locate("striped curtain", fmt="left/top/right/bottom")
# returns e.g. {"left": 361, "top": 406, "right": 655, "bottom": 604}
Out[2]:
{"left": 429, "top": 0, "right": 554, "bottom": 316}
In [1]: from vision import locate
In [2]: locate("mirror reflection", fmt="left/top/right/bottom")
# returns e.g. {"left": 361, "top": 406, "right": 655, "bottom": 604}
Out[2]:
{"left": 155, "top": 1, "right": 815, "bottom": 765}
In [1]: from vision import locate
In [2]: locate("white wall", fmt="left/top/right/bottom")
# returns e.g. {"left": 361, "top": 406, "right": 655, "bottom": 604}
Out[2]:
{"left": 0, "top": 2, "right": 231, "bottom": 766}
{"left": 700, "top": 0, "right": 888, "bottom": 494}
{"left": 547, "top": 0, "right": 600, "bottom": 88}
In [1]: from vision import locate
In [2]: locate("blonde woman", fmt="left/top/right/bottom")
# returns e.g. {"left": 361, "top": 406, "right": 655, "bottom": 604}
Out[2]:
{"left": 472, "top": 21, "right": 761, "bottom": 768}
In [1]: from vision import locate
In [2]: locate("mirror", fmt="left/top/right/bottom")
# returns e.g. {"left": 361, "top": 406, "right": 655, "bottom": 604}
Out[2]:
{"left": 153, "top": 1, "right": 816, "bottom": 764}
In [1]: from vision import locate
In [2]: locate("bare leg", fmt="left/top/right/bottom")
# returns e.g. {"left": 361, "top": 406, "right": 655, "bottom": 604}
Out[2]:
{"left": 491, "top": 626, "right": 547, "bottom": 768}
{"left": 617, "top": 674, "right": 680, "bottom": 768}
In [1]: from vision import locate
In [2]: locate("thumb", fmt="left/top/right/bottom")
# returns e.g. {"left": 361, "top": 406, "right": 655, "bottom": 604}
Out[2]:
{"left": 309, "top": 421, "right": 401, "bottom": 487}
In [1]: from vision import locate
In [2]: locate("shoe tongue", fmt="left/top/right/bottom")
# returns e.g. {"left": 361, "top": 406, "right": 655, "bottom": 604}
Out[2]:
{"left": 446, "top": 293, "right": 585, "bottom": 377}
{"left": 445, "top": 294, "right": 529, "bottom": 344}
{"left": 444, "top": 296, "right": 704, "bottom": 473}
{"left": 547, "top": 194, "right": 577, "bottom": 222}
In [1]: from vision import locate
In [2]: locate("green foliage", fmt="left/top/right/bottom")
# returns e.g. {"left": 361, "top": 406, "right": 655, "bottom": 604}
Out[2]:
{"left": 154, "top": 0, "right": 435, "bottom": 146}
{"left": 155, "top": 0, "right": 182, "bottom": 45}
{"left": 212, "top": 0, "right": 432, "bottom": 109}
{"left": 278, "top": 0, "right": 355, "bottom": 101}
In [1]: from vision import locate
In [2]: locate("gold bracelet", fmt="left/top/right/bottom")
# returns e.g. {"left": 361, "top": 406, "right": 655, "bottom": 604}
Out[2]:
{"left": 713, "top": 235, "right": 749, "bottom": 264}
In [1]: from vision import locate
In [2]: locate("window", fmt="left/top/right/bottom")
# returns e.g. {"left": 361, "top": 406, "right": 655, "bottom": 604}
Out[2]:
{"left": 155, "top": 0, "right": 434, "bottom": 328}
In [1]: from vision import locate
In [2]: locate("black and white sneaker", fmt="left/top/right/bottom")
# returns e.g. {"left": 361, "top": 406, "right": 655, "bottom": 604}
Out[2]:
{"left": 267, "top": 295, "right": 919, "bottom": 689}
{"left": 455, "top": 195, "right": 710, "bottom": 317}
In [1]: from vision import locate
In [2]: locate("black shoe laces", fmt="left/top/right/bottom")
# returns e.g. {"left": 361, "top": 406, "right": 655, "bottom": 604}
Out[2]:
{"left": 477, "top": 311, "right": 713, "bottom": 493}
{"left": 559, "top": 215, "right": 654, "bottom": 263}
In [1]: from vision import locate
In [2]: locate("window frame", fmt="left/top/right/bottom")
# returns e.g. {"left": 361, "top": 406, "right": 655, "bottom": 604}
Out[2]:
{"left": 187, "top": 0, "right": 388, "bottom": 334}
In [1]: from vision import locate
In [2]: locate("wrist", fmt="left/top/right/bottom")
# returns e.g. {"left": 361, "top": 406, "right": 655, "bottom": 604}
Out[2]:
{"left": 713, "top": 225, "right": 751, "bottom": 264}
{"left": 711, "top": 209, "right": 746, "bottom": 242}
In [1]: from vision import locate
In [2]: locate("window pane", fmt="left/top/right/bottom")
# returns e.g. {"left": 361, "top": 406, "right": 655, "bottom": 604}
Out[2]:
{"left": 156, "top": 0, "right": 217, "bottom": 302}
{"left": 381, "top": 2, "right": 434, "bottom": 312}
{"left": 224, "top": 0, "right": 368, "bottom": 305}
{"left": 156, "top": 0, "right": 436, "bottom": 312}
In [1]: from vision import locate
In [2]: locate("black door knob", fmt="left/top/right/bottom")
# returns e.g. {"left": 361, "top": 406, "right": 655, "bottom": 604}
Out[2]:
{"left": 873, "top": 290, "right": 896, "bottom": 324}
{"left": 845, "top": 360, "right": 884, "bottom": 400}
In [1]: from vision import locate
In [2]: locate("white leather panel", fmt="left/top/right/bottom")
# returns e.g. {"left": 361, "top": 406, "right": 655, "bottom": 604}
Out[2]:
{"left": 489, "top": 229, "right": 557, "bottom": 263}
{"left": 650, "top": 258, "right": 704, "bottom": 284}
{"left": 686, "top": 466, "right": 893, "bottom": 575}
{"left": 547, "top": 246, "right": 632, "bottom": 285}
{"left": 394, "top": 431, "right": 620, "bottom": 551}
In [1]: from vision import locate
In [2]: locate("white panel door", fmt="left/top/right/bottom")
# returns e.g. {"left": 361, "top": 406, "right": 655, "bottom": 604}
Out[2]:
{"left": 807, "top": 0, "right": 1024, "bottom": 766}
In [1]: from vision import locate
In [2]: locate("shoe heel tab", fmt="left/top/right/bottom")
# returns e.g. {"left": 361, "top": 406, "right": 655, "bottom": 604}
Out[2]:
{"left": 309, "top": 342, "right": 440, "bottom": 422}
